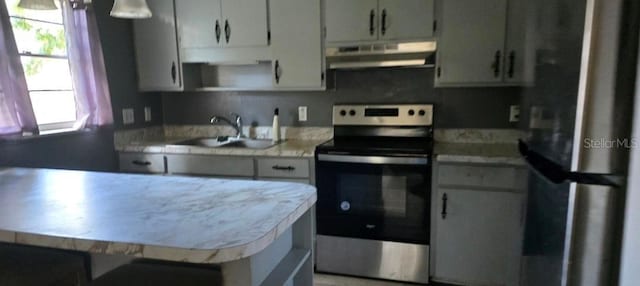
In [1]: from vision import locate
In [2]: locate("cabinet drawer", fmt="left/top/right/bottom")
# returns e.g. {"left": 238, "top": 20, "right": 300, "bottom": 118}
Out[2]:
{"left": 257, "top": 158, "right": 310, "bottom": 178}
{"left": 438, "top": 164, "right": 526, "bottom": 190}
{"left": 166, "top": 155, "right": 254, "bottom": 177}
{"left": 119, "top": 153, "right": 165, "bottom": 174}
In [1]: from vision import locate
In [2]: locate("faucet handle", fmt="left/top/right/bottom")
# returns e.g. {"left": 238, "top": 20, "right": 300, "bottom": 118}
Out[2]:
{"left": 230, "top": 112, "right": 241, "bottom": 119}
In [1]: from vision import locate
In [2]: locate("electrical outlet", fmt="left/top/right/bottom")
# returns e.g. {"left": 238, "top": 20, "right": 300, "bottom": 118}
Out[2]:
{"left": 144, "top": 107, "right": 152, "bottom": 122}
{"left": 298, "top": 106, "right": 308, "bottom": 122}
{"left": 122, "top": 108, "right": 134, "bottom": 125}
{"left": 509, "top": 105, "right": 520, "bottom": 122}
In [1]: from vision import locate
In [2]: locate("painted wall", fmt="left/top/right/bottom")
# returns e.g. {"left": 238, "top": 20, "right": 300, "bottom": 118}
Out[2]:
{"left": 93, "top": 0, "right": 163, "bottom": 129}
{"left": 163, "top": 68, "right": 521, "bottom": 128}
{"left": 0, "top": 129, "right": 117, "bottom": 171}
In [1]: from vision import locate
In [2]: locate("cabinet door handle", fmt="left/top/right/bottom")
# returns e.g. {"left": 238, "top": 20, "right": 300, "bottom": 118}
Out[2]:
{"left": 272, "top": 165, "right": 295, "bottom": 171}
{"left": 381, "top": 9, "right": 387, "bottom": 35}
{"left": 441, "top": 193, "right": 448, "bottom": 219}
{"left": 215, "top": 20, "right": 221, "bottom": 43}
{"left": 508, "top": 51, "right": 516, "bottom": 78}
{"left": 369, "top": 9, "right": 375, "bottom": 36}
{"left": 224, "top": 20, "right": 230, "bottom": 43}
{"left": 132, "top": 160, "right": 151, "bottom": 166}
{"left": 274, "top": 60, "right": 281, "bottom": 84}
{"left": 170, "top": 62, "right": 176, "bottom": 84}
{"left": 491, "top": 50, "right": 502, "bottom": 78}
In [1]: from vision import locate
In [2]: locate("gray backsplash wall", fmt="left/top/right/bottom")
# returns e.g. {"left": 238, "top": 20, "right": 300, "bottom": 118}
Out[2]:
{"left": 163, "top": 68, "right": 521, "bottom": 128}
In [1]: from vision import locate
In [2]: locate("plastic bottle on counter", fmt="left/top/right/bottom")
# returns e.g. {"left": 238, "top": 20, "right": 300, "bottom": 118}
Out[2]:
{"left": 272, "top": 108, "right": 280, "bottom": 143}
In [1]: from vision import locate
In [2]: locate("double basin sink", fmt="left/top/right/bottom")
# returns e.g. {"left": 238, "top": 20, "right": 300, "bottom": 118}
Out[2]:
{"left": 169, "top": 137, "right": 279, "bottom": 150}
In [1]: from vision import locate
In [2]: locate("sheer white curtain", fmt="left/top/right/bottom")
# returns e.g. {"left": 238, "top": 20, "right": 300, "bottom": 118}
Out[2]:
{"left": 0, "top": 0, "right": 38, "bottom": 135}
{"left": 62, "top": 0, "right": 113, "bottom": 128}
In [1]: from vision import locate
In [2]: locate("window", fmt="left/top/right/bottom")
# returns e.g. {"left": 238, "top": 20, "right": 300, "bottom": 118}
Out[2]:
{"left": 6, "top": 0, "right": 77, "bottom": 132}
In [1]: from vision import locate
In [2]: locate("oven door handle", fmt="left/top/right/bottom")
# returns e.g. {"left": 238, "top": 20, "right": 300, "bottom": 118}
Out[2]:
{"left": 317, "top": 154, "right": 429, "bottom": 165}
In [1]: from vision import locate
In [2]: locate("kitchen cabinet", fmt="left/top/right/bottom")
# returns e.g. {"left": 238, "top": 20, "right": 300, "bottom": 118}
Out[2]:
{"left": 166, "top": 154, "right": 254, "bottom": 178}
{"left": 175, "top": 0, "right": 268, "bottom": 49}
{"left": 132, "top": 0, "right": 181, "bottom": 91}
{"left": 432, "top": 162, "right": 526, "bottom": 286}
{"left": 119, "top": 153, "right": 315, "bottom": 184}
{"left": 270, "top": 0, "right": 323, "bottom": 88}
{"left": 435, "top": 0, "right": 533, "bottom": 87}
{"left": 119, "top": 153, "right": 166, "bottom": 174}
{"left": 377, "top": 0, "right": 435, "bottom": 41}
{"left": 325, "top": 0, "right": 434, "bottom": 44}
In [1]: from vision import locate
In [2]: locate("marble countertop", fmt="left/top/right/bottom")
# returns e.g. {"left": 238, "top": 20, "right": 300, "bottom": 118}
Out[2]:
{"left": 0, "top": 168, "right": 316, "bottom": 264}
{"left": 117, "top": 138, "right": 326, "bottom": 158}
{"left": 434, "top": 142, "right": 525, "bottom": 165}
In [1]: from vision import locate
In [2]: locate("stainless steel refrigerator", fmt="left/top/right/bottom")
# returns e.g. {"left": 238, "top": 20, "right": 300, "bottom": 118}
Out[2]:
{"left": 518, "top": 0, "right": 638, "bottom": 285}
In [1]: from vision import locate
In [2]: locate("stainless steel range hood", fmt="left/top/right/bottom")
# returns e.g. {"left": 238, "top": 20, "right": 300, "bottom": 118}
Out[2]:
{"left": 326, "top": 41, "right": 436, "bottom": 69}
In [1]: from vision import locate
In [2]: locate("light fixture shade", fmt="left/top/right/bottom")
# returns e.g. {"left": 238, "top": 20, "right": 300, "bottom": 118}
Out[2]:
{"left": 110, "top": 0, "right": 152, "bottom": 19}
{"left": 17, "top": 0, "right": 58, "bottom": 10}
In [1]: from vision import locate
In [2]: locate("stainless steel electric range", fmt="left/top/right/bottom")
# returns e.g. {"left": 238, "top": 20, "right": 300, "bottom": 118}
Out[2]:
{"left": 314, "top": 104, "right": 433, "bottom": 284}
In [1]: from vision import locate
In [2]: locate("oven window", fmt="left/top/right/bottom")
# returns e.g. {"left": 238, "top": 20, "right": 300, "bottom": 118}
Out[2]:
{"left": 316, "top": 159, "right": 430, "bottom": 244}
{"left": 337, "top": 172, "right": 407, "bottom": 218}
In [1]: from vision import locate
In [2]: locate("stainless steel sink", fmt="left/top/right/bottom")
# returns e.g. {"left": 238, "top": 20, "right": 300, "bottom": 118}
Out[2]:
{"left": 220, "top": 139, "right": 277, "bottom": 149}
{"left": 169, "top": 137, "right": 278, "bottom": 149}
{"left": 170, "top": 137, "right": 231, "bottom": 148}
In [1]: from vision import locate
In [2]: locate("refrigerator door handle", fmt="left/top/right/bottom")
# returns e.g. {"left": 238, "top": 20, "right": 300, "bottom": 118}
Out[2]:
{"left": 518, "top": 140, "right": 623, "bottom": 187}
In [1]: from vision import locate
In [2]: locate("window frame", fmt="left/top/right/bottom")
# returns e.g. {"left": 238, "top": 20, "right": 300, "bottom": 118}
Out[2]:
{"left": 8, "top": 8, "right": 78, "bottom": 132}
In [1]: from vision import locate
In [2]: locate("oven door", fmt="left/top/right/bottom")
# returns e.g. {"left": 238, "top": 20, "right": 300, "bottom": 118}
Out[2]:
{"left": 315, "top": 154, "right": 431, "bottom": 244}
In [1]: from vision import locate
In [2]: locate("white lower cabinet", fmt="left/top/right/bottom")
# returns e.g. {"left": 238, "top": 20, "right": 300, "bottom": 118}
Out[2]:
{"left": 432, "top": 162, "right": 526, "bottom": 286}
{"left": 119, "top": 153, "right": 314, "bottom": 184}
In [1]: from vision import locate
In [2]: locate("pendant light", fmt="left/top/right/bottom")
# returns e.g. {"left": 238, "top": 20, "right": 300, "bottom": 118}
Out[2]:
{"left": 110, "top": 0, "right": 152, "bottom": 19}
{"left": 17, "top": 0, "right": 58, "bottom": 10}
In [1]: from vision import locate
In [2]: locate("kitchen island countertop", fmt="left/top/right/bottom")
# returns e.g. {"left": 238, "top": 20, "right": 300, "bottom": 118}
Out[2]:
{"left": 0, "top": 168, "right": 316, "bottom": 264}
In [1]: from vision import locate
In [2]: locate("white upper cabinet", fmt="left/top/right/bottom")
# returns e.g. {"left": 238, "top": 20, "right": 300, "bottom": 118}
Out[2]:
{"left": 325, "top": 0, "right": 378, "bottom": 43}
{"left": 133, "top": 0, "right": 182, "bottom": 91}
{"left": 377, "top": 0, "right": 434, "bottom": 41}
{"left": 176, "top": 0, "right": 268, "bottom": 49}
{"left": 435, "top": 0, "right": 534, "bottom": 87}
{"left": 220, "top": 0, "right": 269, "bottom": 47}
{"left": 435, "top": 0, "right": 508, "bottom": 86}
{"left": 504, "top": 0, "right": 535, "bottom": 84}
{"left": 175, "top": 0, "right": 222, "bottom": 49}
{"left": 325, "top": 0, "right": 434, "bottom": 45}
{"left": 271, "top": 0, "right": 323, "bottom": 88}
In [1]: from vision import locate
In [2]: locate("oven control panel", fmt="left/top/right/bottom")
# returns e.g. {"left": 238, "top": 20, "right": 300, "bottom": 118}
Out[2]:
{"left": 333, "top": 104, "right": 433, "bottom": 126}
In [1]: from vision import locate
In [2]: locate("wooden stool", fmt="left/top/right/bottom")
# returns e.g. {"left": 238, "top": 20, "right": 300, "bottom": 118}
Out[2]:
{"left": 0, "top": 243, "right": 89, "bottom": 286}
{"left": 89, "top": 263, "right": 222, "bottom": 286}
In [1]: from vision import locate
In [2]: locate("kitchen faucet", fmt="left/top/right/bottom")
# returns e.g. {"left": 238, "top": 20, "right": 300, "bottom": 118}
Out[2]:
{"left": 210, "top": 113, "right": 243, "bottom": 139}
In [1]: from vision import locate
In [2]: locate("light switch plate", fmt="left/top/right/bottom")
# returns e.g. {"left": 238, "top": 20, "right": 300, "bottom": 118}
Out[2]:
{"left": 144, "top": 107, "right": 152, "bottom": 122}
{"left": 509, "top": 105, "right": 520, "bottom": 122}
{"left": 298, "top": 106, "right": 308, "bottom": 122}
{"left": 122, "top": 108, "right": 134, "bottom": 125}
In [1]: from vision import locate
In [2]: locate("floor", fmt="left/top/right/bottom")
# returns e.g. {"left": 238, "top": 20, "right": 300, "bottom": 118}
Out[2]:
{"left": 314, "top": 273, "right": 454, "bottom": 286}
{"left": 315, "top": 274, "right": 418, "bottom": 286}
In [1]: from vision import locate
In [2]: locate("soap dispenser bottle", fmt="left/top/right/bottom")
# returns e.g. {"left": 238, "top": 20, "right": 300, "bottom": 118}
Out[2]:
{"left": 272, "top": 108, "right": 280, "bottom": 143}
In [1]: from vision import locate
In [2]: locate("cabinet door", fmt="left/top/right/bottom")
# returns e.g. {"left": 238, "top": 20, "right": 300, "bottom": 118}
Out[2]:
{"left": 325, "top": 0, "right": 379, "bottom": 43}
{"left": 377, "top": 0, "right": 434, "bottom": 41}
{"left": 435, "top": 0, "right": 508, "bottom": 86}
{"left": 271, "top": 0, "right": 323, "bottom": 88}
{"left": 504, "top": 0, "right": 535, "bottom": 84}
{"left": 175, "top": 0, "right": 222, "bottom": 49}
{"left": 220, "top": 0, "right": 269, "bottom": 47}
{"left": 434, "top": 188, "right": 523, "bottom": 286}
{"left": 133, "top": 0, "right": 181, "bottom": 91}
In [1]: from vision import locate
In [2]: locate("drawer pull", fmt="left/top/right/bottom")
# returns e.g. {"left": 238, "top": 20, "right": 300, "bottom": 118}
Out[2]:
{"left": 272, "top": 165, "right": 295, "bottom": 171}
{"left": 132, "top": 160, "right": 151, "bottom": 166}
{"left": 441, "top": 193, "right": 448, "bottom": 219}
